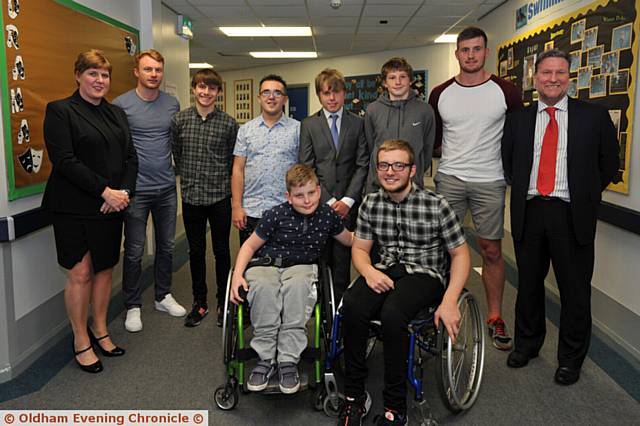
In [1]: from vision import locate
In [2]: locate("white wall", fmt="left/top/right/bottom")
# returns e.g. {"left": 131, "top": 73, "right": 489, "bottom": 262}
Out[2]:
{"left": 220, "top": 43, "right": 457, "bottom": 119}
{"left": 481, "top": 0, "right": 640, "bottom": 317}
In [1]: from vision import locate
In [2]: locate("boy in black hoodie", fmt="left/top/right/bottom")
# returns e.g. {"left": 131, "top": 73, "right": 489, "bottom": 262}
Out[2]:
{"left": 364, "top": 57, "right": 436, "bottom": 193}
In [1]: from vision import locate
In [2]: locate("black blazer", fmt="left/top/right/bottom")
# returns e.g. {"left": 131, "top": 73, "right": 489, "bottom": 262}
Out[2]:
{"left": 502, "top": 97, "right": 618, "bottom": 245}
{"left": 42, "top": 90, "right": 138, "bottom": 216}
{"left": 299, "top": 109, "right": 369, "bottom": 203}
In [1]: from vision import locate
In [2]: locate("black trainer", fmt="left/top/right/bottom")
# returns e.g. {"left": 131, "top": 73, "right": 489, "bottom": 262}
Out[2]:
{"left": 373, "top": 409, "right": 408, "bottom": 426}
{"left": 337, "top": 392, "right": 371, "bottom": 426}
{"left": 184, "top": 302, "right": 209, "bottom": 328}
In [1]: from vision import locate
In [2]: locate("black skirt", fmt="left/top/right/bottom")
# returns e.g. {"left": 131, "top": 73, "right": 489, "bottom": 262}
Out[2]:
{"left": 51, "top": 213, "right": 123, "bottom": 272}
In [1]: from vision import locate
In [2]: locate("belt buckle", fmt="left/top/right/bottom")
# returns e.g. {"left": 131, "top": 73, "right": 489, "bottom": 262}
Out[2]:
{"left": 274, "top": 257, "right": 283, "bottom": 267}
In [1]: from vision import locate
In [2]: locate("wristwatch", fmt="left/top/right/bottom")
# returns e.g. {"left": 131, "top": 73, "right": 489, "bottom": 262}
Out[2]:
{"left": 121, "top": 189, "right": 131, "bottom": 197}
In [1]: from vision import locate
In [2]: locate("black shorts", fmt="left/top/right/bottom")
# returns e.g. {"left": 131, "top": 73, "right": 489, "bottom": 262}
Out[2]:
{"left": 51, "top": 213, "right": 123, "bottom": 272}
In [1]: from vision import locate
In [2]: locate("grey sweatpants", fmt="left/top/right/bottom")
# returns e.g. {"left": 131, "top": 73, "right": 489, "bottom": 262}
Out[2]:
{"left": 246, "top": 264, "right": 318, "bottom": 363}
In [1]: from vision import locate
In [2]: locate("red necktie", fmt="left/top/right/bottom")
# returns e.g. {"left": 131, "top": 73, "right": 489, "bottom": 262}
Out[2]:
{"left": 537, "top": 107, "right": 558, "bottom": 196}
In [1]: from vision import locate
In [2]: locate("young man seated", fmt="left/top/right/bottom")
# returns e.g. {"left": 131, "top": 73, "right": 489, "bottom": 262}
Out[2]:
{"left": 230, "top": 164, "right": 353, "bottom": 394}
{"left": 338, "top": 140, "right": 471, "bottom": 426}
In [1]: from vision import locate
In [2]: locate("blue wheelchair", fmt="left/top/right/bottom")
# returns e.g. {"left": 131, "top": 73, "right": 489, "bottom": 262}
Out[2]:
{"left": 316, "top": 286, "right": 485, "bottom": 425}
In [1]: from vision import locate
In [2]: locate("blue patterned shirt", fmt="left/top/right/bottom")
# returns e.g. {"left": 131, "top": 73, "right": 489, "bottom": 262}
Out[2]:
{"left": 234, "top": 114, "right": 300, "bottom": 218}
{"left": 255, "top": 202, "right": 344, "bottom": 263}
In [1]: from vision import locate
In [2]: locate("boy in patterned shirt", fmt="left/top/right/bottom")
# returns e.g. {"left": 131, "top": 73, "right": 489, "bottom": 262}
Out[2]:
{"left": 230, "top": 164, "right": 353, "bottom": 395}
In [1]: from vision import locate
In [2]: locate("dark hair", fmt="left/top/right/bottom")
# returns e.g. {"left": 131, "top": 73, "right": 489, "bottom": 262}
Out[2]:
{"left": 135, "top": 49, "right": 164, "bottom": 67}
{"left": 191, "top": 68, "right": 222, "bottom": 89}
{"left": 315, "top": 68, "right": 346, "bottom": 95}
{"left": 535, "top": 49, "right": 571, "bottom": 72}
{"left": 74, "top": 49, "right": 112, "bottom": 75}
{"left": 259, "top": 74, "right": 287, "bottom": 94}
{"left": 381, "top": 57, "right": 413, "bottom": 81}
{"left": 377, "top": 139, "right": 415, "bottom": 165}
{"left": 456, "top": 27, "right": 488, "bottom": 48}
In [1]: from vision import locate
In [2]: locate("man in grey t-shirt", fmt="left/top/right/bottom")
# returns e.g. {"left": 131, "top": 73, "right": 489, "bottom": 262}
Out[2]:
{"left": 113, "top": 49, "right": 186, "bottom": 332}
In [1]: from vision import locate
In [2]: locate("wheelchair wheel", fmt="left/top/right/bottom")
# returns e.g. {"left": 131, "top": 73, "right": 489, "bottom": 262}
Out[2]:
{"left": 435, "top": 290, "right": 485, "bottom": 413}
{"left": 214, "top": 384, "right": 239, "bottom": 410}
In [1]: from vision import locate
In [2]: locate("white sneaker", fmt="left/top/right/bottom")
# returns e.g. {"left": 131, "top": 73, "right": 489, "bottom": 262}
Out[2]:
{"left": 155, "top": 294, "right": 187, "bottom": 317}
{"left": 125, "top": 307, "right": 142, "bottom": 332}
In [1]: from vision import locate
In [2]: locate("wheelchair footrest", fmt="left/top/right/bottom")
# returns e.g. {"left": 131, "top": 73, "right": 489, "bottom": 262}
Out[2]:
{"left": 257, "top": 372, "right": 310, "bottom": 395}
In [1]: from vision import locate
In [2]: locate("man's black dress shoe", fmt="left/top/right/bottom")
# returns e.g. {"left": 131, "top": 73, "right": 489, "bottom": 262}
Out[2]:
{"left": 554, "top": 366, "right": 580, "bottom": 385}
{"left": 507, "top": 351, "right": 537, "bottom": 368}
{"left": 88, "top": 327, "right": 125, "bottom": 357}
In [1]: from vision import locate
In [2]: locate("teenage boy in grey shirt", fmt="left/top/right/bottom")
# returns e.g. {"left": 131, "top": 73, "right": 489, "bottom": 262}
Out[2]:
{"left": 364, "top": 57, "right": 435, "bottom": 193}
{"left": 113, "top": 49, "right": 186, "bottom": 333}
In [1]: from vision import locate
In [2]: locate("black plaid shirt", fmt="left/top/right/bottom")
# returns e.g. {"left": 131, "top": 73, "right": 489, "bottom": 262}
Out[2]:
{"left": 171, "top": 107, "right": 239, "bottom": 206}
{"left": 356, "top": 185, "right": 465, "bottom": 283}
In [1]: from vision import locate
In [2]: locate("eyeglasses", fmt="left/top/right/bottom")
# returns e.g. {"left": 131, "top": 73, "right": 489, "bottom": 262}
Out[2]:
{"left": 376, "top": 162, "right": 413, "bottom": 172}
{"left": 260, "top": 89, "right": 284, "bottom": 98}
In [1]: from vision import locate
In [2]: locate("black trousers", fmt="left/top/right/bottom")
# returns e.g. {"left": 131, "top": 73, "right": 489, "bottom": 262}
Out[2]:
{"left": 182, "top": 197, "right": 232, "bottom": 308}
{"left": 342, "top": 264, "right": 444, "bottom": 413}
{"left": 513, "top": 197, "right": 595, "bottom": 369}
{"left": 238, "top": 216, "right": 260, "bottom": 246}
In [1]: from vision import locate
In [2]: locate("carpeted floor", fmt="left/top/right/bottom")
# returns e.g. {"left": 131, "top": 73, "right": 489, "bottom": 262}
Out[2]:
{"left": 1, "top": 233, "right": 639, "bottom": 426}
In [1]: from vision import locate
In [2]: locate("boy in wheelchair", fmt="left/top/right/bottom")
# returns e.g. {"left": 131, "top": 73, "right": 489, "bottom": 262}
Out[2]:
{"left": 230, "top": 164, "right": 353, "bottom": 394}
{"left": 339, "top": 140, "right": 470, "bottom": 426}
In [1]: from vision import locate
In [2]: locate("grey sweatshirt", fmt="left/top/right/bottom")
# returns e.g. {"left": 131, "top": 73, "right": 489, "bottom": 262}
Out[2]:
{"left": 364, "top": 91, "right": 435, "bottom": 193}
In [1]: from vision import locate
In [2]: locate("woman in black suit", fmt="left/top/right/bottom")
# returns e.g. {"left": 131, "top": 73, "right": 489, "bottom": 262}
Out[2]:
{"left": 42, "top": 50, "right": 138, "bottom": 373}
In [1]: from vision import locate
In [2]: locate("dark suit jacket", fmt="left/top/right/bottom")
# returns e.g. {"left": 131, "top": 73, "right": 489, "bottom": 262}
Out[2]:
{"left": 42, "top": 90, "right": 138, "bottom": 216}
{"left": 502, "top": 97, "right": 618, "bottom": 245}
{"left": 299, "top": 109, "right": 369, "bottom": 204}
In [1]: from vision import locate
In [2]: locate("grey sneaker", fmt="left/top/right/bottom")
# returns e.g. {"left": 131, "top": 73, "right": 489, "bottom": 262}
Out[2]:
{"left": 247, "top": 360, "right": 276, "bottom": 392}
{"left": 278, "top": 361, "right": 300, "bottom": 394}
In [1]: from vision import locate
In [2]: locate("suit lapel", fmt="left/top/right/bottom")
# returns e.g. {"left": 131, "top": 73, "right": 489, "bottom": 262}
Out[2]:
{"left": 567, "top": 98, "right": 577, "bottom": 167}
{"left": 70, "top": 92, "right": 112, "bottom": 145}
{"left": 525, "top": 103, "right": 538, "bottom": 175}
{"left": 337, "top": 111, "right": 351, "bottom": 156}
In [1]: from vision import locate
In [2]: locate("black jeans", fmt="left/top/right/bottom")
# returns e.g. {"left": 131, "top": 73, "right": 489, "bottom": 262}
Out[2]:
{"left": 342, "top": 264, "right": 444, "bottom": 413}
{"left": 238, "top": 216, "right": 260, "bottom": 246}
{"left": 182, "top": 197, "right": 231, "bottom": 308}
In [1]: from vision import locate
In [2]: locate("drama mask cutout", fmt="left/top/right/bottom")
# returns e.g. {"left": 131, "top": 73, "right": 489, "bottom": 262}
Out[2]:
{"left": 11, "top": 87, "right": 24, "bottom": 112}
{"left": 125, "top": 36, "right": 136, "bottom": 56}
{"left": 18, "top": 146, "right": 33, "bottom": 173}
{"left": 12, "top": 55, "right": 24, "bottom": 80}
{"left": 31, "top": 148, "right": 43, "bottom": 173}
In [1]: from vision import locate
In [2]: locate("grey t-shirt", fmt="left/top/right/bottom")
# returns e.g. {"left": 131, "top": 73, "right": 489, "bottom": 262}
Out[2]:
{"left": 113, "top": 89, "right": 180, "bottom": 191}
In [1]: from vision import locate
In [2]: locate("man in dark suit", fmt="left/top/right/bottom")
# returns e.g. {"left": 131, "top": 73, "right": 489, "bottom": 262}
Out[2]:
{"left": 299, "top": 68, "right": 369, "bottom": 300}
{"left": 502, "top": 49, "right": 618, "bottom": 385}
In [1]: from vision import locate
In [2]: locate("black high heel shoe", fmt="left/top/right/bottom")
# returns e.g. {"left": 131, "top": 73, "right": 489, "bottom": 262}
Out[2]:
{"left": 88, "top": 327, "right": 125, "bottom": 357}
{"left": 73, "top": 342, "right": 103, "bottom": 373}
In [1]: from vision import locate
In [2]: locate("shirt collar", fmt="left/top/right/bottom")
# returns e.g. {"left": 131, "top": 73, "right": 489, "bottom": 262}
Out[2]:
{"left": 538, "top": 95, "right": 568, "bottom": 113}
{"left": 259, "top": 113, "right": 287, "bottom": 128}
{"left": 323, "top": 107, "right": 343, "bottom": 121}
{"left": 381, "top": 183, "right": 418, "bottom": 204}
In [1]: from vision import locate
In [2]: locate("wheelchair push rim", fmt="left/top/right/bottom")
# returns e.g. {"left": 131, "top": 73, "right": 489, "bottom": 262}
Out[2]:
{"left": 436, "top": 290, "right": 485, "bottom": 412}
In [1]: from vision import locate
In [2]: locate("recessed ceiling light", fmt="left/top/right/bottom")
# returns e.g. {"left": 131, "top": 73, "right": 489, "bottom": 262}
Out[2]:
{"left": 435, "top": 34, "right": 458, "bottom": 43}
{"left": 189, "top": 62, "right": 214, "bottom": 69}
{"left": 250, "top": 51, "right": 318, "bottom": 58}
{"left": 220, "top": 27, "right": 312, "bottom": 37}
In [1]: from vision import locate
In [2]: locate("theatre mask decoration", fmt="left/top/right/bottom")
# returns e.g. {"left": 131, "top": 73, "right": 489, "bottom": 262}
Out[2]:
{"left": 17, "top": 119, "right": 29, "bottom": 144}
{"left": 5, "top": 24, "right": 19, "bottom": 49}
{"left": 31, "top": 148, "right": 43, "bottom": 173}
{"left": 18, "top": 146, "right": 33, "bottom": 173}
{"left": 12, "top": 55, "right": 24, "bottom": 80}
{"left": 7, "top": 0, "right": 19, "bottom": 19}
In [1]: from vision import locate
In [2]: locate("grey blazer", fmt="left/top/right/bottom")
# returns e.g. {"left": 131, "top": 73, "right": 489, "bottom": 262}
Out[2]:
{"left": 299, "top": 109, "right": 369, "bottom": 204}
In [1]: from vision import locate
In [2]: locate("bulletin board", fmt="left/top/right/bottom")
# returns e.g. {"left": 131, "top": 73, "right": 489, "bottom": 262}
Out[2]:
{"left": 344, "top": 70, "right": 428, "bottom": 117}
{"left": 234, "top": 79, "right": 253, "bottom": 124}
{"left": 497, "top": 0, "right": 639, "bottom": 194}
{"left": 1, "top": 0, "right": 139, "bottom": 200}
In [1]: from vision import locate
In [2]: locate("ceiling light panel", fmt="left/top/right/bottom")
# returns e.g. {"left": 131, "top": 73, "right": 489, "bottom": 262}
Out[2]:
{"left": 250, "top": 51, "right": 318, "bottom": 58}
{"left": 220, "top": 27, "right": 312, "bottom": 37}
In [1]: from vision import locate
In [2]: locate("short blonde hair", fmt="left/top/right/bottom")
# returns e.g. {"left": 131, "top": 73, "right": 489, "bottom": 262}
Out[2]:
{"left": 286, "top": 164, "right": 319, "bottom": 191}
{"left": 74, "top": 49, "right": 112, "bottom": 75}
{"left": 315, "top": 68, "right": 346, "bottom": 95}
{"left": 135, "top": 49, "right": 164, "bottom": 67}
{"left": 377, "top": 139, "right": 415, "bottom": 164}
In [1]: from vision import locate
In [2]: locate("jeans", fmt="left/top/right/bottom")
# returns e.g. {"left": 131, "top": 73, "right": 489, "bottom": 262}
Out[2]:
{"left": 182, "top": 196, "right": 232, "bottom": 308}
{"left": 122, "top": 186, "right": 177, "bottom": 308}
{"left": 342, "top": 264, "right": 444, "bottom": 413}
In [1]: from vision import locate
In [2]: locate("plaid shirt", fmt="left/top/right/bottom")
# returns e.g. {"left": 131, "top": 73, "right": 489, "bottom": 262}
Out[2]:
{"left": 171, "top": 107, "right": 238, "bottom": 206}
{"left": 356, "top": 185, "right": 465, "bottom": 283}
